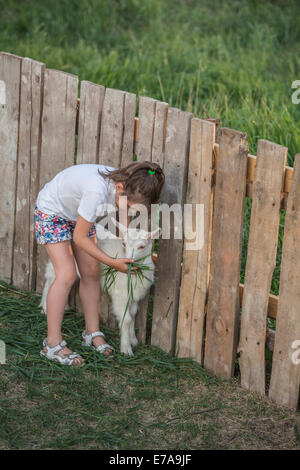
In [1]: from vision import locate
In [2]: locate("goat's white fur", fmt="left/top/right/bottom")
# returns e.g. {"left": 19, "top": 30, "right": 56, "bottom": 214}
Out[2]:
{"left": 39, "top": 218, "right": 160, "bottom": 356}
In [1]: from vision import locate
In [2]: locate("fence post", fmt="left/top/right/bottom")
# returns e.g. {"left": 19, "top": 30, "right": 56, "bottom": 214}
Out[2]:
{"left": 176, "top": 118, "right": 215, "bottom": 363}
{"left": 76, "top": 80, "right": 105, "bottom": 165}
{"left": 269, "top": 153, "right": 300, "bottom": 409}
{"left": 238, "top": 140, "right": 287, "bottom": 395}
{"left": 135, "top": 97, "right": 168, "bottom": 343}
{"left": 0, "top": 52, "right": 21, "bottom": 284}
{"left": 12, "top": 57, "right": 45, "bottom": 291}
{"left": 151, "top": 107, "right": 193, "bottom": 355}
{"left": 35, "top": 68, "right": 78, "bottom": 293}
{"left": 204, "top": 127, "right": 248, "bottom": 378}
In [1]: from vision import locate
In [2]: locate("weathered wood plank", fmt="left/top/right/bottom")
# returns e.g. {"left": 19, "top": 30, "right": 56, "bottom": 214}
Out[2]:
{"left": 98, "top": 87, "right": 127, "bottom": 329}
{"left": 238, "top": 140, "right": 287, "bottom": 395}
{"left": 135, "top": 97, "right": 167, "bottom": 343}
{"left": 269, "top": 153, "right": 300, "bottom": 409}
{"left": 151, "top": 107, "right": 193, "bottom": 354}
{"left": 135, "top": 281, "right": 151, "bottom": 344}
{"left": 12, "top": 57, "right": 45, "bottom": 291}
{"left": 0, "top": 52, "right": 21, "bottom": 283}
{"left": 137, "top": 101, "right": 168, "bottom": 342}
{"left": 76, "top": 80, "right": 105, "bottom": 165}
{"left": 204, "top": 127, "right": 248, "bottom": 378}
{"left": 120, "top": 92, "right": 136, "bottom": 167}
{"left": 98, "top": 87, "right": 125, "bottom": 169}
{"left": 176, "top": 119, "right": 215, "bottom": 363}
{"left": 151, "top": 101, "right": 168, "bottom": 168}
{"left": 36, "top": 69, "right": 78, "bottom": 293}
{"left": 136, "top": 96, "right": 156, "bottom": 161}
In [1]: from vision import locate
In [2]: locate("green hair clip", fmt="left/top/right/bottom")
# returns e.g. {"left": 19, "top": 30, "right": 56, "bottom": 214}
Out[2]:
{"left": 148, "top": 169, "right": 155, "bottom": 175}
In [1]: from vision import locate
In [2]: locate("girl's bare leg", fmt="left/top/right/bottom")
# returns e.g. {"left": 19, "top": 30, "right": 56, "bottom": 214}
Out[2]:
{"left": 71, "top": 236, "right": 113, "bottom": 356}
{"left": 44, "top": 240, "right": 84, "bottom": 365}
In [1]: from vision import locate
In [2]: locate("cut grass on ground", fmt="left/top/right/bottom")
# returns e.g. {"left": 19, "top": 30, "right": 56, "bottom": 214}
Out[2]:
{"left": 0, "top": 282, "right": 299, "bottom": 450}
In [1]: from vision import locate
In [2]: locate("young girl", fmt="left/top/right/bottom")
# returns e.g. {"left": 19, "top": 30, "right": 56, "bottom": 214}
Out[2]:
{"left": 34, "top": 161, "right": 165, "bottom": 366}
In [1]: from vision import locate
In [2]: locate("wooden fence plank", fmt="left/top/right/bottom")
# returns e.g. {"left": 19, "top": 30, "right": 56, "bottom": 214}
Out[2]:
{"left": 204, "top": 127, "right": 248, "bottom": 378}
{"left": 120, "top": 92, "right": 136, "bottom": 167}
{"left": 98, "top": 87, "right": 126, "bottom": 329}
{"left": 135, "top": 98, "right": 168, "bottom": 343}
{"left": 0, "top": 52, "right": 21, "bottom": 283}
{"left": 99, "top": 87, "right": 125, "bottom": 169}
{"left": 269, "top": 153, "right": 300, "bottom": 409}
{"left": 12, "top": 57, "right": 45, "bottom": 291}
{"left": 136, "top": 96, "right": 156, "bottom": 161}
{"left": 135, "top": 95, "right": 158, "bottom": 342}
{"left": 151, "top": 107, "right": 193, "bottom": 354}
{"left": 176, "top": 119, "right": 215, "bottom": 363}
{"left": 36, "top": 69, "right": 78, "bottom": 293}
{"left": 238, "top": 140, "right": 287, "bottom": 395}
{"left": 151, "top": 101, "right": 168, "bottom": 168}
{"left": 76, "top": 80, "right": 105, "bottom": 165}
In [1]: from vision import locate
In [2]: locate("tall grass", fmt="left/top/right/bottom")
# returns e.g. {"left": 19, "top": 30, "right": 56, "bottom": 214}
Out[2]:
{"left": 1, "top": 0, "right": 299, "bottom": 163}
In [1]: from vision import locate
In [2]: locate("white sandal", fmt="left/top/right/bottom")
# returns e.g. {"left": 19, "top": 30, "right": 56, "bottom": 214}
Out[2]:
{"left": 40, "top": 339, "right": 84, "bottom": 366}
{"left": 82, "top": 330, "right": 115, "bottom": 357}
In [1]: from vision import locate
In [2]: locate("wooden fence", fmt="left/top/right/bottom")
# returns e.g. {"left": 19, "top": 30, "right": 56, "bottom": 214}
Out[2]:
{"left": 0, "top": 51, "right": 299, "bottom": 410}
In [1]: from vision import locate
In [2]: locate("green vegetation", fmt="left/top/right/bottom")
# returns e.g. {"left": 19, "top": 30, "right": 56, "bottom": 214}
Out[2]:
{"left": 1, "top": 0, "right": 299, "bottom": 162}
{"left": 0, "top": 282, "right": 299, "bottom": 449}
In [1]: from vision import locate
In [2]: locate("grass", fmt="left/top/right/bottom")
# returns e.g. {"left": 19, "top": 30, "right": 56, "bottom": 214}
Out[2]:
{"left": 0, "top": 281, "right": 300, "bottom": 450}
{"left": 1, "top": 0, "right": 300, "bottom": 449}
{"left": 1, "top": 0, "right": 299, "bottom": 164}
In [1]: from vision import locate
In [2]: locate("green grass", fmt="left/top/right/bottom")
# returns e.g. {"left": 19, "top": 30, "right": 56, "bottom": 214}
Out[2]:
{"left": 1, "top": 0, "right": 299, "bottom": 164}
{"left": 0, "top": 281, "right": 300, "bottom": 450}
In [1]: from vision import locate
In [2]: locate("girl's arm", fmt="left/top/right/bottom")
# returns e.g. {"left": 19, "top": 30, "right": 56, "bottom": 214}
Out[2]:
{"left": 73, "top": 216, "right": 136, "bottom": 274}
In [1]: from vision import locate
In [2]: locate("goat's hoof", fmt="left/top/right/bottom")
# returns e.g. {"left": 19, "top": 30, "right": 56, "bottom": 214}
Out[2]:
{"left": 121, "top": 347, "right": 134, "bottom": 356}
{"left": 131, "top": 337, "right": 139, "bottom": 348}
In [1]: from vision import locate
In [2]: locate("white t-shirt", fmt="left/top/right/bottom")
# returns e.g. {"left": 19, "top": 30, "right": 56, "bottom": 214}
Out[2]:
{"left": 36, "top": 164, "right": 117, "bottom": 223}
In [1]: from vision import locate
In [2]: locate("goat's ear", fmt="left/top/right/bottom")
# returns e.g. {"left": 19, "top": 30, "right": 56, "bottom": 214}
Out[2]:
{"left": 148, "top": 227, "right": 161, "bottom": 239}
{"left": 110, "top": 216, "right": 128, "bottom": 235}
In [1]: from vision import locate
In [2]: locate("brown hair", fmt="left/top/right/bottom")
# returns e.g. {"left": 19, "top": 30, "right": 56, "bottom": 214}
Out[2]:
{"left": 98, "top": 161, "right": 165, "bottom": 207}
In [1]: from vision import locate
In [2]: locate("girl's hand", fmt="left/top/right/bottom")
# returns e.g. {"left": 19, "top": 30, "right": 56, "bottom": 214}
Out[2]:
{"left": 111, "top": 258, "right": 138, "bottom": 274}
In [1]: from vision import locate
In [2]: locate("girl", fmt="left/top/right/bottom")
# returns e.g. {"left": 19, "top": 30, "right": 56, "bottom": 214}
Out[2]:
{"left": 34, "top": 161, "right": 165, "bottom": 366}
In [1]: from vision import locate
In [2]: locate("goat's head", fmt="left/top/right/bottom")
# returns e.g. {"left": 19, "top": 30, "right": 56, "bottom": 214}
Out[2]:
{"left": 111, "top": 218, "right": 161, "bottom": 260}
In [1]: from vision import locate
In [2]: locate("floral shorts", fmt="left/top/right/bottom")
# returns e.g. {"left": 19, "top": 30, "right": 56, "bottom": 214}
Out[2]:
{"left": 34, "top": 205, "right": 96, "bottom": 245}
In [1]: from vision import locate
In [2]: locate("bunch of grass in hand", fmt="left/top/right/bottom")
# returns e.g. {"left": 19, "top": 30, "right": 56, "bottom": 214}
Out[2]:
{"left": 101, "top": 253, "right": 155, "bottom": 331}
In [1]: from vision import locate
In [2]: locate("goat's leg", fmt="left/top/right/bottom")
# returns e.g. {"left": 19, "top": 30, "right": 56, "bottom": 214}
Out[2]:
{"left": 39, "top": 261, "right": 56, "bottom": 314}
{"left": 111, "top": 295, "right": 135, "bottom": 355}
{"left": 129, "top": 302, "right": 139, "bottom": 348}
{"left": 40, "top": 258, "right": 80, "bottom": 314}
{"left": 119, "top": 313, "right": 134, "bottom": 356}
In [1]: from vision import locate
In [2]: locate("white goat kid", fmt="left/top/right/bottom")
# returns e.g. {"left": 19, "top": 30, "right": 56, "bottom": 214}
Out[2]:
{"left": 99, "top": 220, "right": 160, "bottom": 356}
{"left": 39, "top": 219, "right": 160, "bottom": 356}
